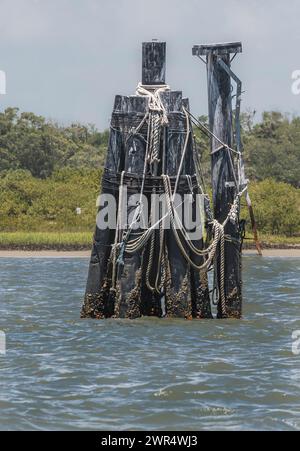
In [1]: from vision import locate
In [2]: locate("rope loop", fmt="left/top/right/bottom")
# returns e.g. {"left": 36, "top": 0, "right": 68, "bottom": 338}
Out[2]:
{"left": 136, "top": 82, "right": 170, "bottom": 126}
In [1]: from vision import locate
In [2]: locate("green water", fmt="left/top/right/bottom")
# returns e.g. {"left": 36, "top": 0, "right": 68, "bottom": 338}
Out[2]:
{"left": 0, "top": 256, "right": 299, "bottom": 431}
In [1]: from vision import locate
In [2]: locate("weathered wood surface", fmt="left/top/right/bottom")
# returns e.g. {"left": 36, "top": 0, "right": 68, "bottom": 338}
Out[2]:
{"left": 163, "top": 92, "right": 191, "bottom": 318}
{"left": 81, "top": 96, "right": 128, "bottom": 318}
{"left": 142, "top": 41, "right": 166, "bottom": 85}
{"left": 160, "top": 94, "right": 212, "bottom": 318}
{"left": 205, "top": 46, "right": 242, "bottom": 318}
{"left": 114, "top": 96, "right": 149, "bottom": 318}
{"left": 182, "top": 98, "right": 212, "bottom": 319}
{"left": 193, "top": 42, "right": 242, "bottom": 57}
{"left": 82, "top": 40, "right": 214, "bottom": 319}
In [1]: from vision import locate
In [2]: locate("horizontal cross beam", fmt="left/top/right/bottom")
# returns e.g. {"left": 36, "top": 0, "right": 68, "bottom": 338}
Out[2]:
{"left": 192, "top": 42, "right": 242, "bottom": 56}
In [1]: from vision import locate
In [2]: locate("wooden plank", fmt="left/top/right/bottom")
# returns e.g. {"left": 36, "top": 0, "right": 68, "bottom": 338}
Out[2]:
{"left": 142, "top": 41, "right": 166, "bottom": 85}
{"left": 205, "top": 50, "right": 242, "bottom": 318}
{"left": 114, "top": 96, "right": 149, "bottom": 318}
{"left": 193, "top": 42, "right": 242, "bottom": 56}
{"left": 139, "top": 42, "right": 167, "bottom": 317}
{"left": 163, "top": 92, "right": 193, "bottom": 318}
{"left": 83, "top": 40, "right": 216, "bottom": 320}
{"left": 182, "top": 98, "right": 212, "bottom": 319}
{"left": 81, "top": 95, "right": 128, "bottom": 318}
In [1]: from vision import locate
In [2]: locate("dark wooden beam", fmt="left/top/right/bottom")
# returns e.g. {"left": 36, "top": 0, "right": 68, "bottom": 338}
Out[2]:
{"left": 163, "top": 92, "right": 192, "bottom": 318}
{"left": 142, "top": 41, "right": 166, "bottom": 85}
{"left": 182, "top": 98, "right": 212, "bottom": 319}
{"left": 114, "top": 96, "right": 149, "bottom": 319}
{"left": 194, "top": 42, "right": 243, "bottom": 318}
{"left": 192, "top": 42, "right": 242, "bottom": 57}
{"left": 83, "top": 41, "right": 218, "bottom": 320}
{"left": 81, "top": 95, "right": 128, "bottom": 318}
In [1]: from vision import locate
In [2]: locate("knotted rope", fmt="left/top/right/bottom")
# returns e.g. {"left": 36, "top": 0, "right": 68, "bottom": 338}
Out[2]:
{"left": 109, "top": 83, "right": 248, "bottom": 316}
{"left": 136, "top": 82, "right": 170, "bottom": 126}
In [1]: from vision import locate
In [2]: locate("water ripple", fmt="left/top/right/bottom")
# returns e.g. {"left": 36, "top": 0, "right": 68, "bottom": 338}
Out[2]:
{"left": 0, "top": 256, "right": 300, "bottom": 430}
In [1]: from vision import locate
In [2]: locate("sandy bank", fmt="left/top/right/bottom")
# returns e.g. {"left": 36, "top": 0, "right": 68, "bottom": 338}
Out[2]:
{"left": 243, "top": 249, "right": 300, "bottom": 257}
{"left": 0, "top": 250, "right": 91, "bottom": 258}
{"left": 1, "top": 249, "right": 300, "bottom": 258}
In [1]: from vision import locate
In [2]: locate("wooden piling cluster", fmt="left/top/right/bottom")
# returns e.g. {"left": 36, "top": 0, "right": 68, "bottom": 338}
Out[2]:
{"left": 193, "top": 42, "right": 243, "bottom": 318}
{"left": 82, "top": 40, "right": 245, "bottom": 320}
{"left": 81, "top": 41, "right": 212, "bottom": 319}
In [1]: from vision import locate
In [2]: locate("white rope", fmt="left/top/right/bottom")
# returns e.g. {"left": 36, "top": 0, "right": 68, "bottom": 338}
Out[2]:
{"left": 186, "top": 109, "right": 242, "bottom": 156}
{"left": 172, "top": 106, "right": 190, "bottom": 198}
{"left": 124, "top": 83, "right": 170, "bottom": 235}
{"left": 219, "top": 224, "right": 226, "bottom": 316}
{"left": 125, "top": 106, "right": 192, "bottom": 257}
{"left": 136, "top": 83, "right": 170, "bottom": 125}
{"left": 112, "top": 86, "right": 246, "bottom": 314}
{"left": 162, "top": 174, "right": 247, "bottom": 316}
{"left": 121, "top": 112, "right": 151, "bottom": 240}
{"left": 162, "top": 175, "right": 220, "bottom": 270}
{"left": 110, "top": 170, "right": 125, "bottom": 291}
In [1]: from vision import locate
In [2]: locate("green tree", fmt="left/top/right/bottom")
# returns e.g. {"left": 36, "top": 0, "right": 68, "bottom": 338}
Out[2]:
{"left": 244, "top": 178, "right": 300, "bottom": 236}
{"left": 0, "top": 108, "right": 109, "bottom": 178}
{"left": 243, "top": 112, "right": 300, "bottom": 187}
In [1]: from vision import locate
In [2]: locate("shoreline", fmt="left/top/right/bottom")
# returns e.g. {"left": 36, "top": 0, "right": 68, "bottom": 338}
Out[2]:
{"left": 0, "top": 250, "right": 91, "bottom": 258}
{"left": 0, "top": 249, "right": 300, "bottom": 258}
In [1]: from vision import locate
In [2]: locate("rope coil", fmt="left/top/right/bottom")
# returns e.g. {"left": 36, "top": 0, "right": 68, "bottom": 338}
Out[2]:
{"left": 136, "top": 83, "right": 170, "bottom": 125}
{"left": 107, "top": 82, "right": 248, "bottom": 317}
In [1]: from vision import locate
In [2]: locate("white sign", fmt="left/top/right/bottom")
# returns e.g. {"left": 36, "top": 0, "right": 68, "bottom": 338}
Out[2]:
{"left": 291, "top": 70, "right": 300, "bottom": 95}
{"left": 0, "top": 70, "right": 6, "bottom": 95}
{"left": 292, "top": 330, "right": 300, "bottom": 355}
{"left": 0, "top": 331, "right": 6, "bottom": 355}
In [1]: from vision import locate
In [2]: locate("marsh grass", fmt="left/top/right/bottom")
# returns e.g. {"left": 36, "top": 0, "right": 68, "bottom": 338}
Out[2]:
{"left": 0, "top": 231, "right": 298, "bottom": 250}
{"left": 244, "top": 234, "right": 300, "bottom": 248}
{"left": 0, "top": 231, "right": 93, "bottom": 250}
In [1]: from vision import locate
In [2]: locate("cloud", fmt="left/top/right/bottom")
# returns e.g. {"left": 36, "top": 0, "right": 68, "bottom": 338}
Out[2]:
{"left": 0, "top": 0, "right": 299, "bottom": 128}
{"left": 0, "top": 0, "right": 50, "bottom": 42}
{"left": 0, "top": 70, "right": 6, "bottom": 94}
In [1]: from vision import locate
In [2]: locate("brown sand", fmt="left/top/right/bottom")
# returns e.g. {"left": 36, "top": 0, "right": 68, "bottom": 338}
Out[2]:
{"left": 0, "top": 250, "right": 91, "bottom": 258}
{"left": 0, "top": 249, "right": 300, "bottom": 258}
{"left": 243, "top": 249, "right": 300, "bottom": 257}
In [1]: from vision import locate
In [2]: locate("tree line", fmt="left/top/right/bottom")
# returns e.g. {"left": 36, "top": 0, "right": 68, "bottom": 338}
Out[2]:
{"left": 194, "top": 110, "right": 300, "bottom": 188}
{"left": 0, "top": 108, "right": 108, "bottom": 178}
{"left": 0, "top": 107, "right": 299, "bottom": 237}
{"left": 0, "top": 108, "right": 299, "bottom": 186}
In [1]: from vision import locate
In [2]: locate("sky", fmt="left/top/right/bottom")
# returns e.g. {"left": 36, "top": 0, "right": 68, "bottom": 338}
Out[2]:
{"left": 0, "top": 0, "right": 300, "bottom": 130}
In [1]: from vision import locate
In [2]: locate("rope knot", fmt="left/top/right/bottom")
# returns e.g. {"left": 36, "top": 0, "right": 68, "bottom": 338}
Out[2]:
{"left": 136, "top": 82, "right": 170, "bottom": 126}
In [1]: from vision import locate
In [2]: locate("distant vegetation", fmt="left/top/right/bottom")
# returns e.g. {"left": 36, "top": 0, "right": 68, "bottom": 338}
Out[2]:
{"left": 194, "top": 110, "right": 300, "bottom": 188}
{"left": 0, "top": 108, "right": 108, "bottom": 178}
{"left": 0, "top": 167, "right": 101, "bottom": 232}
{"left": 0, "top": 107, "right": 299, "bottom": 244}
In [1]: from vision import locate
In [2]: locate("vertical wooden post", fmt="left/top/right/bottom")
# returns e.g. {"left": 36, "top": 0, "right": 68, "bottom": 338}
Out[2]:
{"left": 83, "top": 41, "right": 215, "bottom": 319}
{"left": 140, "top": 41, "right": 167, "bottom": 316}
{"left": 163, "top": 95, "right": 211, "bottom": 318}
{"left": 192, "top": 42, "right": 243, "bottom": 318}
{"left": 164, "top": 91, "right": 192, "bottom": 318}
{"left": 115, "top": 41, "right": 167, "bottom": 318}
{"left": 142, "top": 41, "right": 166, "bottom": 85}
{"left": 81, "top": 95, "right": 128, "bottom": 318}
{"left": 114, "top": 95, "right": 149, "bottom": 318}
{"left": 182, "top": 97, "right": 212, "bottom": 319}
